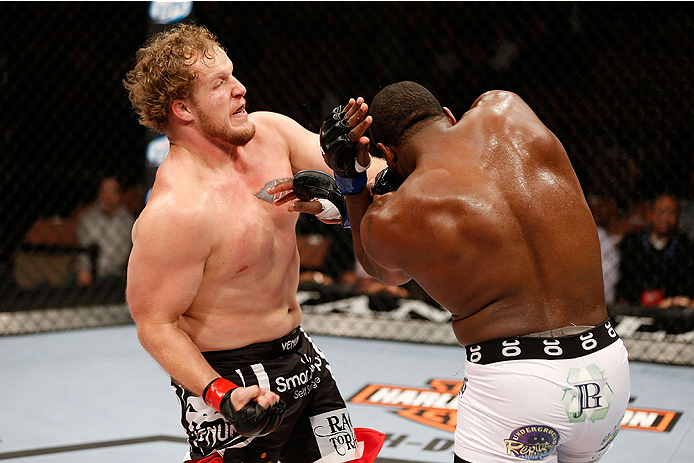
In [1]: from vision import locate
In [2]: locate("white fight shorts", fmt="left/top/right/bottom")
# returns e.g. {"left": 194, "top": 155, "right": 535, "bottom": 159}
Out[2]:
{"left": 455, "top": 320, "right": 630, "bottom": 463}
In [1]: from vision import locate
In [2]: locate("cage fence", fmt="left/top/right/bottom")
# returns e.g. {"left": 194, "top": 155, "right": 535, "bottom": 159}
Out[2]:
{"left": 1, "top": 2, "right": 693, "bottom": 366}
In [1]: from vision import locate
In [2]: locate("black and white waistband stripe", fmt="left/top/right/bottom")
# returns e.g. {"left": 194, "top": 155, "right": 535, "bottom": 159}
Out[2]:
{"left": 465, "top": 319, "right": 619, "bottom": 365}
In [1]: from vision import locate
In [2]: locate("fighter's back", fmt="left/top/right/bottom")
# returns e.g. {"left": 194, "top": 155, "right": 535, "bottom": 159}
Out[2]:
{"left": 367, "top": 91, "right": 607, "bottom": 345}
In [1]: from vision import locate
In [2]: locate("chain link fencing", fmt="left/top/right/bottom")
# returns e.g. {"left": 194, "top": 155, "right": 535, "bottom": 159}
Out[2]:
{"left": 1, "top": 2, "right": 693, "bottom": 366}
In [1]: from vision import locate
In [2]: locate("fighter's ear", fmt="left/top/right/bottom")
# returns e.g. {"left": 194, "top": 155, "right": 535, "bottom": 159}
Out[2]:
{"left": 443, "top": 107, "right": 457, "bottom": 125}
{"left": 171, "top": 99, "right": 195, "bottom": 123}
{"left": 377, "top": 143, "right": 398, "bottom": 166}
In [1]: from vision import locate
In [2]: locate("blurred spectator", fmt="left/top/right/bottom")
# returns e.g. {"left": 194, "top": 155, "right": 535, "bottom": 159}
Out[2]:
{"left": 616, "top": 193, "right": 694, "bottom": 308}
{"left": 296, "top": 214, "right": 355, "bottom": 287}
{"left": 122, "top": 184, "right": 146, "bottom": 218}
{"left": 609, "top": 200, "right": 650, "bottom": 240}
{"left": 584, "top": 141, "right": 647, "bottom": 239}
{"left": 295, "top": 213, "right": 410, "bottom": 299}
{"left": 587, "top": 195, "right": 620, "bottom": 235}
{"left": 14, "top": 215, "right": 79, "bottom": 289}
{"left": 297, "top": 232, "right": 335, "bottom": 286}
{"left": 679, "top": 169, "right": 694, "bottom": 240}
{"left": 588, "top": 196, "right": 620, "bottom": 305}
{"left": 597, "top": 226, "right": 619, "bottom": 306}
{"left": 75, "top": 177, "right": 134, "bottom": 286}
{"left": 353, "top": 261, "right": 410, "bottom": 299}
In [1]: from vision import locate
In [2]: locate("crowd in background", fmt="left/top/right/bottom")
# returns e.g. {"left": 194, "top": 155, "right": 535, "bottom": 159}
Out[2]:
{"left": 0, "top": 3, "right": 692, "bottom": 312}
{"left": 589, "top": 184, "right": 694, "bottom": 309}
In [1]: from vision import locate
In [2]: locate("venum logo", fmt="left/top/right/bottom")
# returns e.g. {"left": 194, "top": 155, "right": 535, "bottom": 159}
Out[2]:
{"left": 280, "top": 335, "right": 300, "bottom": 351}
{"left": 173, "top": 384, "right": 235, "bottom": 456}
{"left": 310, "top": 408, "right": 357, "bottom": 461}
{"left": 561, "top": 364, "right": 613, "bottom": 423}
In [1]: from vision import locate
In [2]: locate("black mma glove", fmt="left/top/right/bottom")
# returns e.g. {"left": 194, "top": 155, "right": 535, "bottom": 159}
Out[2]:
{"left": 320, "top": 105, "right": 370, "bottom": 195}
{"left": 203, "top": 378, "right": 286, "bottom": 437}
{"left": 293, "top": 170, "right": 349, "bottom": 227}
{"left": 372, "top": 167, "right": 404, "bottom": 196}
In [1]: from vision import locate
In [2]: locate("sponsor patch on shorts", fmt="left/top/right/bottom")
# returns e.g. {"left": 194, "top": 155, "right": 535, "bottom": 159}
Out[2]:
{"left": 561, "top": 363, "right": 613, "bottom": 423}
{"left": 172, "top": 383, "right": 244, "bottom": 457}
{"left": 503, "top": 425, "right": 558, "bottom": 460}
{"left": 310, "top": 408, "right": 357, "bottom": 461}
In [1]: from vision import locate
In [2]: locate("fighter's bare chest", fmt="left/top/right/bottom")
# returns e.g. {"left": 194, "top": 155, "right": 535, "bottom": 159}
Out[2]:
{"left": 213, "top": 164, "right": 292, "bottom": 216}
{"left": 208, "top": 170, "right": 295, "bottom": 249}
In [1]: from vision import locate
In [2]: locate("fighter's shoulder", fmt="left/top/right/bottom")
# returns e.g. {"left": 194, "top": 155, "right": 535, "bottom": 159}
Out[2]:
{"left": 249, "top": 111, "right": 300, "bottom": 131}
{"left": 366, "top": 180, "right": 420, "bottom": 229}
{"left": 470, "top": 91, "right": 552, "bottom": 137}
{"left": 364, "top": 181, "right": 436, "bottom": 263}
{"left": 249, "top": 111, "right": 311, "bottom": 145}
{"left": 470, "top": 90, "right": 526, "bottom": 111}
{"left": 135, "top": 180, "right": 210, "bottom": 244}
{"left": 151, "top": 162, "right": 206, "bottom": 205}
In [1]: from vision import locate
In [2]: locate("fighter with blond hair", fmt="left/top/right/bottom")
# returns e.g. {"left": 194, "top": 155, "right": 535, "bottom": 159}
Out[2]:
{"left": 124, "top": 24, "right": 382, "bottom": 463}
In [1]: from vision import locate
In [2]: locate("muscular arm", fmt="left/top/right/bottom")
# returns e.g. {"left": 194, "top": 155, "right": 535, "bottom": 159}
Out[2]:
{"left": 265, "top": 109, "right": 386, "bottom": 177}
{"left": 251, "top": 111, "right": 329, "bottom": 174}
{"left": 126, "top": 204, "right": 218, "bottom": 396}
{"left": 346, "top": 191, "right": 411, "bottom": 286}
{"left": 263, "top": 108, "right": 385, "bottom": 217}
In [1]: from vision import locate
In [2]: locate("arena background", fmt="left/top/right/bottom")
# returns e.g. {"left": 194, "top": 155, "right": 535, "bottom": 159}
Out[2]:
{"left": 1, "top": 1, "right": 693, "bottom": 368}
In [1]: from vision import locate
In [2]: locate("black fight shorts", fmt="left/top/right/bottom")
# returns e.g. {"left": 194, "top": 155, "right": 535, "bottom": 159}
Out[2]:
{"left": 172, "top": 327, "right": 357, "bottom": 463}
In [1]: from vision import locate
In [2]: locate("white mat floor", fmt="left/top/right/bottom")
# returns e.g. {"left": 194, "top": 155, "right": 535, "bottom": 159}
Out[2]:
{"left": 0, "top": 326, "right": 692, "bottom": 462}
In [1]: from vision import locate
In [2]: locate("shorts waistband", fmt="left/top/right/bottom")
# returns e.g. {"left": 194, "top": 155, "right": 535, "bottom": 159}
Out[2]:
{"left": 465, "top": 319, "right": 619, "bottom": 365}
{"left": 201, "top": 326, "right": 303, "bottom": 362}
{"left": 522, "top": 325, "right": 595, "bottom": 337}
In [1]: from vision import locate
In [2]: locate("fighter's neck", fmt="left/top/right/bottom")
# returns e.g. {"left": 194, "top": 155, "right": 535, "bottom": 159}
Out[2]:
{"left": 168, "top": 132, "right": 245, "bottom": 169}
{"left": 399, "top": 122, "right": 450, "bottom": 170}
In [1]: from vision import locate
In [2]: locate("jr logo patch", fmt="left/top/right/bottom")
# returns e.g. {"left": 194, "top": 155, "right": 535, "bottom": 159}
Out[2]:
{"left": 561, "top": 363, "right": 613, "bottom": 423}
{"left": 310, "top": 408, "right": 357, "bottom": 462}
{"left": 503, "top": 425, "right": 558, "bottom": 460}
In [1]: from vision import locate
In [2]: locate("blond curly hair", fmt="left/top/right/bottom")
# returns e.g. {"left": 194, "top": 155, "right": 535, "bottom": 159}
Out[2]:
{"left": 123, "top": 24, "right": 224, "bottom": 133}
